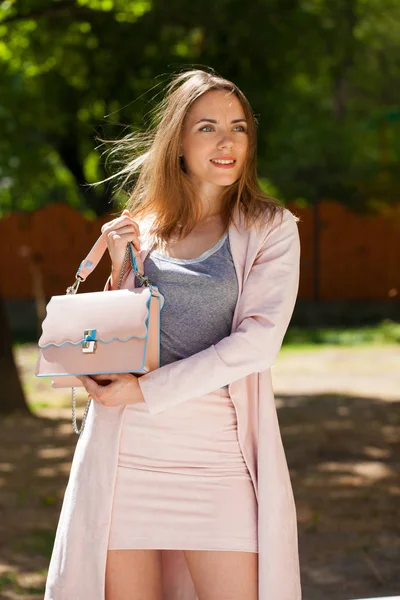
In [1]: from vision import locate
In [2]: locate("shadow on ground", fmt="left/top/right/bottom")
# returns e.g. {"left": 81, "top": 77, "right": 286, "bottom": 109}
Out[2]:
{"left": 277, "top": 392, "right": 400, "bottom": 600}
{"left": 0, "top": 392, "right": 399, "bottom": 600}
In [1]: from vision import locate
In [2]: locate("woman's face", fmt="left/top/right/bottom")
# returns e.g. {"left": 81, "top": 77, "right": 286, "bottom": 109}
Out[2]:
{"left": 180, "top": 90, "right": 249, "bottom": 195}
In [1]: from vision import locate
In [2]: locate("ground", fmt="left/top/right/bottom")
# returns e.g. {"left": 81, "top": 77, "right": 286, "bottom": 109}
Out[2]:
{"left": 0, "top": 344, "right": 399, "bottom": 600}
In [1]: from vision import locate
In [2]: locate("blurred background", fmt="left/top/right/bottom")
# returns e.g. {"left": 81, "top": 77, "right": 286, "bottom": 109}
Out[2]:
{"left": 0, "top": 1, "right": 399, "bottom": 599}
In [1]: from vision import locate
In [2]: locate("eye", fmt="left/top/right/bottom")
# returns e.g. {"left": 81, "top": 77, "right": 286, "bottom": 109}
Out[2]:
{"left": 199, "top": 125, "right": 214, "bottom": 132}
{"left": 233, "top": 125, "right": 247, "bottom": 132}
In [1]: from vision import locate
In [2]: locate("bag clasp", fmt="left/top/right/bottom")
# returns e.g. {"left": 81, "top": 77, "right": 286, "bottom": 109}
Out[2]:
{"left": 82, "top": 329, "right": 97, "bottom": 353}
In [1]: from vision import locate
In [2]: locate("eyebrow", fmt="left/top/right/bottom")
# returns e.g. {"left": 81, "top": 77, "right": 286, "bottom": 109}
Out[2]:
{"left": 194, "top": 118, "right": 247, "bottom": 125}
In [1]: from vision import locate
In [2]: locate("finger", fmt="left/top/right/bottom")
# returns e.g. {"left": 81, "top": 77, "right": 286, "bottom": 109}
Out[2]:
{"left": 103, "top": 219, "right": 139, "bottom": 236}
{"left": 115, "top": 214, "right": 140, "bottom": 236}
{"left": 102, "top": 215, "right": 140, "bottom": 237}
{"left": 121, "top": 211, "right": 140, "bottom": 236}
{"left": 91, "top": 374, "right": 119, "bottom": 383}
{"left": 101, "top": 217, "right": 120, "bottom": 234}
{"left": 104, "top": 221, "right": 139, "bottom": 235}
{"left": 79, "top": 375, "right": 100, "bottom": 398}
{"left": 76, "top": 375, "right": 89, "bottom": 388}
{"left": 76, "top": 376, "right": 95, "bottom": 400}
{"left": 92, "top": 373, "right": 119, "bottom": 380}
{"left": 108, "top": 227, "right": 141, "bottom": 245}
{"left": 107, "top": 231, "right": 141, "bottom": 251}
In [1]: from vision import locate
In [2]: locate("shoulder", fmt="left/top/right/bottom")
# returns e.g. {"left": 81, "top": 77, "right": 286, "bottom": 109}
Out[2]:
{"left": 232, "top": 204, "right": 299, "bottom": 267}
{"left": 267, "top": 207, "right": 299, "bottom": 238}
{"left": 240, "top": 204, "right": 299, "bottom": 242}
{"left": 257, "top": 207, "right": 300, "bottom": 260}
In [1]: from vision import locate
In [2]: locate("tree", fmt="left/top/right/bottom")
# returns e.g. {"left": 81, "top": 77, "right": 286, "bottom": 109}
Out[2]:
{"left": 0, "top": 297, "right": 30, "bottom": 415}
{"left": 0, "top": 0, "right": 399, "bottom": 215}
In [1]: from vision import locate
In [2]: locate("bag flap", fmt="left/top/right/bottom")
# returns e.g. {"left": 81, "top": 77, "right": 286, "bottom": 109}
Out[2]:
{"left": 39, "top": 288, "right": 153, "bottom": 348}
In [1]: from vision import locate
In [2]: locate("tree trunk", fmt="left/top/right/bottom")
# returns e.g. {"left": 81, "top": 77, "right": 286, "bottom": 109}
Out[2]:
{"left": 0, "top": 298, "right": 31, "bottom": 415}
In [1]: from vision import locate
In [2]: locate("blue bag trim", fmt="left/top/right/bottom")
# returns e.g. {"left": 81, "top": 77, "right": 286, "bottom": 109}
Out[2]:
{"left": 39, "top": 334, "right": 147, "bottom": 349}
{"left": 129, "top": 243, "right": 139, "bottom": 274}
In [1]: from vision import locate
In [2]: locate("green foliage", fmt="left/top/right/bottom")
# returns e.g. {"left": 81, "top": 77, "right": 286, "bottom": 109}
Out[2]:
{"left": 283, "top": 319, "right": 400, "bottom": 347}
{"left": 0, "top": 0, "right": 399, "bottom": 215}
{"left": 0, "top": 569, "right": 46, "bottom": 595}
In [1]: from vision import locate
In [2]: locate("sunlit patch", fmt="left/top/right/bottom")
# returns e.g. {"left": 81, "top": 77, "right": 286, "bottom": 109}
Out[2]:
{"left": 37, "top": 447, "right": 70, "bottom": 459}
{"left": 315, "top": 460, "right": 393, "bottom": 481}
{"left": 0, "top": 462, "right": 14, "bottom": 473}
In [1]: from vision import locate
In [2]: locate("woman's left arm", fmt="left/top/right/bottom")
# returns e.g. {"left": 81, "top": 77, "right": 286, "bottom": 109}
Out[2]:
{"left": 139, "top": 209, "right": 301, "bottom": 414}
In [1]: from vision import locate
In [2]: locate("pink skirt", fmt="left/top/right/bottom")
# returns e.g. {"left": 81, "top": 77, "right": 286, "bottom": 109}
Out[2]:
{"left": 107, "top": 387, "right": 258, "bottom": 553}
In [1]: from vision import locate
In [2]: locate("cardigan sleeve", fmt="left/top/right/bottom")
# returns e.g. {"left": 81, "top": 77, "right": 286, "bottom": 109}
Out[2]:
{"left": 138, "top": 209, "right": 301, "bottom": 414}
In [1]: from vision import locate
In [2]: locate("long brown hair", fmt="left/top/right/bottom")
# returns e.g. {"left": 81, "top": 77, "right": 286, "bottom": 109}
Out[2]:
{"left": 98, "top": 68, "right": 283, "bottom": 243}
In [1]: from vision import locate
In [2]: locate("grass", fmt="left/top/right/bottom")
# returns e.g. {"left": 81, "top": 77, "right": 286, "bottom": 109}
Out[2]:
{"left": 282, "top": 319, "right": 400, "bottom": 349}
{"left": 15, "top": 320, "right": 400, "bottom": 349}
{"left": 0, "top": 570, "right": 46, "bottom": 595}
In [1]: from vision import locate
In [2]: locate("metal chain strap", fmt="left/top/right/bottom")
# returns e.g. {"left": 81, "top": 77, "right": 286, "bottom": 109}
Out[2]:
{"left": 116, "top": 244, "right": 131, "bottom": 290}
{"left": 71, "top": 386, "right": 91, "bottom": 436}
{"left": 117, "top": 242, "right": 151, "bottom": 289}
{"left": 70, "top": 242, "right": 151, "bottom": 435}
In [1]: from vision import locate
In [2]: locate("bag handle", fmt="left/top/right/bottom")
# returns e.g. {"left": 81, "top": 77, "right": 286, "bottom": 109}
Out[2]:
{"left": 66, "top": 233, "right": 150, "bottom": 295}
{"left": 75, "top": 233, "right": 108, "bottom": 282}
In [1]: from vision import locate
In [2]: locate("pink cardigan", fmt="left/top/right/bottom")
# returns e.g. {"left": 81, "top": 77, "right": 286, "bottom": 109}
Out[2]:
{"left": 44, "top": 206, "right": 302, "bottom": 600}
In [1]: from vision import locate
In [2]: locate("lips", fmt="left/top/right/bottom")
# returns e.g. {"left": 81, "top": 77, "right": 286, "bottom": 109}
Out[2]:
{"left": 210, "top": 157, "right": 236, "bottom": 168}
{"left": 210, "top": 157, "right": 236, "bottom": 164}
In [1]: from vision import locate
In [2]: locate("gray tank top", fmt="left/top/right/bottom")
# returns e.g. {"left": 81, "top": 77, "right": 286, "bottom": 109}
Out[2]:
{"left": 137, "top": 231, "right": 239, "bottom": 368}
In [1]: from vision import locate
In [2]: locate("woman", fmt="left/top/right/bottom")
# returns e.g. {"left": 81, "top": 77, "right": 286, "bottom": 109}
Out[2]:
{"left": 45, "top": 69, "right": 302, "bottom": 600}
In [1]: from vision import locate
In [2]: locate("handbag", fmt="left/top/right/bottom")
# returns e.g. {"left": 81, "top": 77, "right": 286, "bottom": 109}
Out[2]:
{"left": 35, "top": 233, "right": 164, "bottom": 434}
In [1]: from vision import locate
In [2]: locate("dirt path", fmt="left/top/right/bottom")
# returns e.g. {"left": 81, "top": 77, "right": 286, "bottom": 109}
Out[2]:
{"left": 0, "top": 345, "right": 399, "bottom": 599}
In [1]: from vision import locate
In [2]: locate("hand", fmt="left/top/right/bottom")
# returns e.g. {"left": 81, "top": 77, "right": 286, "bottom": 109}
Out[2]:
{"left": 77, "top": 373, "right": 145, "bottom": 408}
{"left": 101, "top": 209, "right": 144, "bottom": 288}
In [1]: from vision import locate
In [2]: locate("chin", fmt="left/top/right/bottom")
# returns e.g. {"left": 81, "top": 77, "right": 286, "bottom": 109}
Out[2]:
{"left": 190, "top": 169, "right": 240, "bottom": 188}
{"left": 214, "top": 176, "right": 239, "bottom": 186}
{"left": 208, "top": 170, "right": 239, "bottom": 182}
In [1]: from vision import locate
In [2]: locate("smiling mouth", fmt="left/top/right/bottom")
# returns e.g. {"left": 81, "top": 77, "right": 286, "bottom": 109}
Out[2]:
{"left": 210, "top": 158, "right": 236, "bottom": 165}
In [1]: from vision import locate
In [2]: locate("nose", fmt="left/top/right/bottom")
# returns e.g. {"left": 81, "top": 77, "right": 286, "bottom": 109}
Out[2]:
{"left": 217, "top": 133, "right": 234, "bottom": 149}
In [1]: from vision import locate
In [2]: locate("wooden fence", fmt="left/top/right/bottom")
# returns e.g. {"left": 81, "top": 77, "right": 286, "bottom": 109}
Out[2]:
{"left": 0, "top": 201, "right": 399, "bottom": 302}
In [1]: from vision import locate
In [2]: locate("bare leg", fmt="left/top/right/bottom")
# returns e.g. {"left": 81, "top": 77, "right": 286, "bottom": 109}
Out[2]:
{"left": 105, "top": 549, "right": 163, "bottom": 600}
{"left": 183, "top": 550, "right": 258, "bottom": 600}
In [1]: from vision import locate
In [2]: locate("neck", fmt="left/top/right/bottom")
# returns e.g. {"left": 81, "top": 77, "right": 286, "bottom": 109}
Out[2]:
{"left": 196, "top": 192, "right": 225, "bottom": 222}
{"left": 190, "top": 177, "right": 225, "bottom": 221}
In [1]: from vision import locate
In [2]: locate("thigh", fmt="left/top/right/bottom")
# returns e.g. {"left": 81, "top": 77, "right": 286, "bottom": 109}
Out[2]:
{"left": 183, "top": 550, "right": 258, "bottom": 600}
{"left": 105, "top": 549, "right": 163, "bottom": 600}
